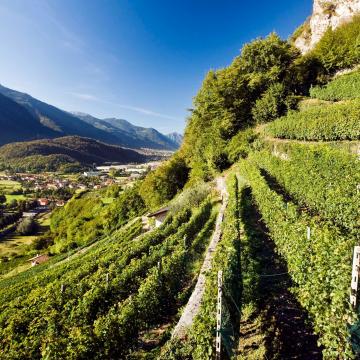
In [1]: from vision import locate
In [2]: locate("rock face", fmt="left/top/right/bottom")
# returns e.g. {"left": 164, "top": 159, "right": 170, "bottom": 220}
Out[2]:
{"left": 295, "top": 0, "right": 360, "bottom": 53}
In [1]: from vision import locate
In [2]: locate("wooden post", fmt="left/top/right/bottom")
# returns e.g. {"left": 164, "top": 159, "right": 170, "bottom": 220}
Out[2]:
{"left": 61, "top": 284, "right": 65, "bottom": 293}
{"left": 183, "top": 235, "right": 188, "bottom": 249}
{"left": 350, "top": 246, "right": 360, "bottom": 307}
{"left": 216, "top": 270, "right": 223, "bottom": 360}
{"left": 307, "top": 226, "right": 311, "bottom": 240}
{"left": 106, "top": 273, "right": 109, "bottom": 286}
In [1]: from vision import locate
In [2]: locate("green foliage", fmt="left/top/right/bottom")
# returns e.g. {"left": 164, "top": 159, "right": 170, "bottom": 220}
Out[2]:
{"left": 250, "top": 146, "right": 359, "bottom": 233}
{"left": 0, "top": 196, "right": 213, "bottom": 359}
{"left": 0, "top": 192, "right": 6, "bottom": 204}
{"left": 140, "top": 155, "right": 189, "bottom": 209}
{"left": 50, "top": 185, "right": 146, "bottom": 253}
{"left": 16, "top": 217, "right": 38, "bottom": 235}
{"left": 169, "top": 181, "right": 211, "bottom": 214}
{"left": 238, "top": 159, "right": 356, "bottom": 358}
{"left": 226, "top": 128, "right": 258, "bottom": 163}
{"left": 181, "top": 33, "right": 307, "bottom": 179}
{"left": 266, "top": 99, "right": 360, "bottom": 140}
{"left": 311, "top": 15, "right": 360, "bottom": 73}
{"left": 310, "top": 70, "right": 360, "bottom": 100}
{"left": 251, "top": 83, "right": 287, "bottom": 123}
{"left": 186, "top": 175, "right": 241, "bottom": 359}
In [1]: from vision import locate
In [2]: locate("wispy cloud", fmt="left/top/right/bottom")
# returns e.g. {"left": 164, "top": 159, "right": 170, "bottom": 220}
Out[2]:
{"left": 115, "top": 104, "right": 180, "bottom": 121}
{"left": 69, "top": 92, "right": 180, "bottom": 121}
{"left": 70, "top": 92, "right": 99, "bottom": 101}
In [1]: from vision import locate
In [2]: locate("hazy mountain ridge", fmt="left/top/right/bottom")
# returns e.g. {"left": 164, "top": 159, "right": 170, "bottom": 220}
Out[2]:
{"left": 166, "top": 132, "right": 183, "bottom": 146}
{"left": 73, "top": 112, "right": 179, "bottom": 150}
{"left": 0, "top": 84, "right": 180, "bottom": 150}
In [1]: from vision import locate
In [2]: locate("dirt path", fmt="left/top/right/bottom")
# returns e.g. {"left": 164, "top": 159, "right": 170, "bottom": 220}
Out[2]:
{"left": 172, "top": 176, "right": 228, "bottom": 339}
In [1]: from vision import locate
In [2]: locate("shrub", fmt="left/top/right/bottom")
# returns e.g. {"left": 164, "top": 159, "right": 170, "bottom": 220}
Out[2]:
{"left": 140, "top": 155, "right": 189, "bottom": 209}
{"left": 252, "top": 83, "right": 287, "bottom": 123}
{"left": 226, "top": 128, "right": 258, "bottom": 163}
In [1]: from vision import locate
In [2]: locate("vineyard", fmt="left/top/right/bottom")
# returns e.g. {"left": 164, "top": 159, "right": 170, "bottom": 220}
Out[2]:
{"left": 265, "top": 99, "right": 360, "bottom": 141}
{"left": 0, "top": 195, "right": 220, "bottom": 359}
{"left": 1, "top": 5, "right": 360, "bottom": 359}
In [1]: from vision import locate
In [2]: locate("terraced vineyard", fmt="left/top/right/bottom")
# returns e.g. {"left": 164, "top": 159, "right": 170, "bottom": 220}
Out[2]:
{"left": 0, "top": 197, "right": 220, "bottom": 359}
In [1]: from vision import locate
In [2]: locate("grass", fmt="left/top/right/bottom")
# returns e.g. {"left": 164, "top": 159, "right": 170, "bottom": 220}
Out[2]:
{"left": 101, "top": 197, "right": 115, "bottom": 204}
{"left": 5, "top": 194, "right": 27, "bottom": 203}
{"left": 0, "top": 212, "right": 51, "bottom": 277}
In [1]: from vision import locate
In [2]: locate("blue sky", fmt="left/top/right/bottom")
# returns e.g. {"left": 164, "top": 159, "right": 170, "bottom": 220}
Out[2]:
{"left": 0, "top": 0, "right": 312, "bottom": 134}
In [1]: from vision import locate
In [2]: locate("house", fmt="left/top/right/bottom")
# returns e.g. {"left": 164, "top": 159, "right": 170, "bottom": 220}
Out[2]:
{"left": 38, "top": 198, "right": 49, "bottom": 206}
{"left": 28, "top": 254, "right": 50, "bottom": 266}
{"left": 83, "top": 171, "right": 101, "bottom": 177}
{"left": 148, "top": 207, "right": 169, "bottom": 228}
{"left": 56, "top": 200, "right": 65, "bottom": 207}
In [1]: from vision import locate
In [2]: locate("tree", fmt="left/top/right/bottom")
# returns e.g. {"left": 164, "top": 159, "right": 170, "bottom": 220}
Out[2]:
{"left": 0, "top": 192, "right": 6, "bottom": 205}
{"left": 139, "top": 155, "right": 189, "bottom": 209}
{"left": 17, "top": 217, "right": 38, "bottom": 235}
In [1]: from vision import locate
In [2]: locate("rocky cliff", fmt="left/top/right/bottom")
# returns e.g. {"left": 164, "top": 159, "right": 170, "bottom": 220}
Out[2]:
{"left": 295, "top": 0, "right": 360, "bottom": 53}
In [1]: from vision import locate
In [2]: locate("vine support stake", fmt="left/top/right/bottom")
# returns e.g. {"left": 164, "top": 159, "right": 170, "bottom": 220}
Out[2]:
{"left": 216, "top": 270, "right": 223, "bottom": 360}
{"left": 350, "top": 246, "right": 360, "bottom": 308}
{"left": 307, "top": 226, "right": 311, "bottom": 240}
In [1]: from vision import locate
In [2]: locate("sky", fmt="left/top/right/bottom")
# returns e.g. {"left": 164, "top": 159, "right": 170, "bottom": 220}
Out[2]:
{"left": 0, "top": 0, "right": 312, "bottom": 134}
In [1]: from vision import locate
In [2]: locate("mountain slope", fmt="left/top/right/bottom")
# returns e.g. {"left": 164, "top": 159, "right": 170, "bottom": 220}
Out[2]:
{"left": 166, "top": 132, "right": 183, "bottom": 146}
{"left": 0, "top": 136, "right": 146, "bottom": 172}
{"left": 74, "top": 112, "right": 179, "bottom": 150}
{"left": 0, "top": 85, "right": 179, "bottom": 150}
{"left": 0, "top": 92, "right": 58, "bottom": 145}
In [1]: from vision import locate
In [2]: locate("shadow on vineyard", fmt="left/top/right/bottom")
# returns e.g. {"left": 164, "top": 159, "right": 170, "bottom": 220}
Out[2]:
{"left": 239, "top": 186, "right": 322, "bottom": 359}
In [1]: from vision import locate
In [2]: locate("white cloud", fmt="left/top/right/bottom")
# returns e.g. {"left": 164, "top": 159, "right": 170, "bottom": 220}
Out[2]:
{"left": 69, "top": 92, "right": 180, "bottom": 121}
{"left": 70, "top": 92, "right": 99, "bottom": 101}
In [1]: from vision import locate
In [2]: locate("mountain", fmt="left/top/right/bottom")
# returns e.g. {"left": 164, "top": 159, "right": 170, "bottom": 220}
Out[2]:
{"left": 0, "top": 84, "right": 179, "bottom": 150}
{"left": 294, "top": 0, "right": 360, "bottom": 53}
{"left": 166, "top": 132, "right": 183, "bottom": 147}
{"left": 0, "top": 92, "right": 58, "bottom": 144}
{"left": 0, "top": 136, "right": 146, "bottom": 172}
{"left": 73, "top": 112, "right": 179, "bottom": 150}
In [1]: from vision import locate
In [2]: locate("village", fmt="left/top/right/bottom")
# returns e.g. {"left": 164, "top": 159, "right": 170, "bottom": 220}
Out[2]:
{"left": 0, "top": 160, "right": 162, "bottom": 273}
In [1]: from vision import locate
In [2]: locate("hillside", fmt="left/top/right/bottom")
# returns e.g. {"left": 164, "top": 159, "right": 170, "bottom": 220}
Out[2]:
{"left": 0, "top": 85, "right": 179, "bottom": 150}
{"left": 0, "top": 136, "right": 146, "bottom": 172}
{"left": 1, "top": 1, "right": 360, "bottom": 360}
{"left": 0, "top": 92, "right": 58, "bottom": 144}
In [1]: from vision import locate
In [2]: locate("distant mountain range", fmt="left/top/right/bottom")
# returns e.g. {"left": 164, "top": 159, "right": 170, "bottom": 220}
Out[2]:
{"left": 166, "top": 132, "right": 183, "bottom": 147}
{"left": 0, "top": 84, "right": 182, "bottom": 150}
{"left": 0, "top": 136, "right": 147, "bottom": 172}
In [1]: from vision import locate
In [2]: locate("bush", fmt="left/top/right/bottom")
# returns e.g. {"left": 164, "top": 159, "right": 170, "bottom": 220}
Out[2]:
{"left": 252, "top": 83, "right": 287, "bottom": 123}
{"left": 265, "top": 99, "right": 360, "bottom": 141}
{"left": 140, "top": 155, "right": 189, "bottom": 209}
{"left": 226, "top": 128, "right": 258, "bottom": 163}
